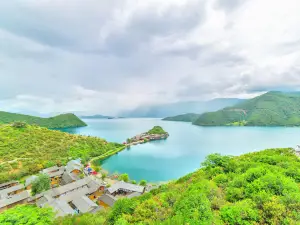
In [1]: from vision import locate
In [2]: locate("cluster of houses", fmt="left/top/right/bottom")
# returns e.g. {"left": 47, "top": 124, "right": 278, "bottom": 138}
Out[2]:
{"left": 127, "top": 132, "right": 169, "bottom": 145}
{"left": 0, "top": 159, "right": 154, "bottom": 217}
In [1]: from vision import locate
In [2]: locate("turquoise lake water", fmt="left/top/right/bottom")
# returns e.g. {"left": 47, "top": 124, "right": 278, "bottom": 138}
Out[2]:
{"left": 61, "top": 118, "right": 300, "bottom": 182}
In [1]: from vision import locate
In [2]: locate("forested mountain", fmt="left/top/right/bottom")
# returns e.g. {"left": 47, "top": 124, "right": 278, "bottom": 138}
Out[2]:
{"left": 0, "top": 111, "right": 87, "bottom": 128}
{"left": 2, "top": 148, "right": 299, "bottom": 224}
{"left": 194, "top": 91, "right": 300, "bottom": 126}
{"left": 163, "top": 113, "right": 200, "bottom": 122}
{"left": 121, "top": 98, "right": 244, "bottom": 118}
{"left": 0, "top": 124, "right": 123, "bottom": 183}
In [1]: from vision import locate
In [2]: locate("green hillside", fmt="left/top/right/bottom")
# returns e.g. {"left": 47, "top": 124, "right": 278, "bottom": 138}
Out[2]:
{"left": 147, "top": 126, "right": 168, "bottom": 135}
{"left": 194, "top": 91, "right": 300, "bottom": 126}
{"left": 2, "top": 148, "right": 299, "bottom": 224}
{"left": 163, "top": 113, "right": 200, "bottom": 122}
{"left": 0, "top": 124, "right": 123, "bottom": 183}
{"left": 0, "top": 111, "right": 87, "bottom": 128}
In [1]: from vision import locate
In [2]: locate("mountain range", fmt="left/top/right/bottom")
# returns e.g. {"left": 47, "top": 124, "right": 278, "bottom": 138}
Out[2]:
{"left": 193, "top": 91, "right": 300, "bottom": 126}
{"left": 121, "top": 98, "right": 244, "bottom": 118}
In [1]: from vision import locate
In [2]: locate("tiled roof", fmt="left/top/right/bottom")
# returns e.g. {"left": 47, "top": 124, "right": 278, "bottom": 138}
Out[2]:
{"left": 107, "top": 181, "right": 144, "bottom": 194}
{"left": 98, "top": 194, "right": 117, "bottom": 207}
{"left": 0, "top": 191, "right": 29, "bottom": 208}
{"left": 51, "top": 179, "right": 87, "bottom": 197}
{"left": 72, "top": 195, "right": 98, "bottom": 213}
{"left": 42, "top": 166, "right": 59, "bottom": 174}
{"left": 25, "top": 175, "right": 38, "bottom": 187}
{"left": 0, "top": 184, "right": 24, "bottom": 199}
{"left": 0, "top": 181, "right": 19, "bottom": 190}
{"left": 47, "top": 200, "right": 75, "bottom": 217}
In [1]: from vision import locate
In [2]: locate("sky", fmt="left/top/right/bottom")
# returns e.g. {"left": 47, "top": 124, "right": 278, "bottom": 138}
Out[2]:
{"left": 0, "top": 0, "right": 300, "bottom": 115}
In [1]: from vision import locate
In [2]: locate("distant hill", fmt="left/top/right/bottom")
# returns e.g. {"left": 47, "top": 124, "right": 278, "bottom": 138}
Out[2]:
{"left": 121, "top": 98, "right": 244, "bottom": 118}
{"left": 194, "top": 91, "right": 300, "bottom": 126}
{"left": 81, "top": 114, "right": 114, "bottom": 119}
{"left": 163, "top": 113, "right": 200, "bottom": 122}
{"left": 0, "top": 111, "right": 87, "bottom": 128}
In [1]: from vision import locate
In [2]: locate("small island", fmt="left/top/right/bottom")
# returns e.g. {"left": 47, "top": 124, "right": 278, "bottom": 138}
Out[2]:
{"left": 125, "top": 126, "right": 169, "bottom": 145}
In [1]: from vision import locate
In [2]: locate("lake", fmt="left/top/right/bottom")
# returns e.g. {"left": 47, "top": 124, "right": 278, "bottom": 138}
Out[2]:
{"left": 61, "top": 118, "right": 300, "bottom": 182}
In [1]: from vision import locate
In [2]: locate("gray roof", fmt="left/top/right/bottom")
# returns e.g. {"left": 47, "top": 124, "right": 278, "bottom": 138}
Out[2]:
{"left": 0, "top": 191, "right": 30, "bottom": 208}
{"left": 25, "top": 175, "right": 38, "bottom": 187}
{"left": 72, "top": 195, "right": 98, "bottom": 213}
{"left": 0, "top": 184, "right": 24, "bottom": 199}
{"left": 58, "top": 186, "right": 89, "bottom": 202}
{"left": 42, "top": 166, "right": 59, "bottom": 174}
{"left": 27, "top": 193, "right": 43, "bottom": 202}
{"left": 0, "top": 181, "right": 19, "bottom": 190}
{"left": 51, "top": 178, "right": 87, "bottom": 197}
{"left": 66, "top": 160, "right": 82, "bottom": 173}
{"left": 107, "top": 181, "right": 144, "bottom": 194}
{"left": 84, "top": 176, "right": 105, "bottom": 194}
{"left": 98, "top": 194, "right": 117, "bottom": 207}
{"left": 61, "top": 172, "right": 76, "bottom": 185}
{"left": 47, "top": 200, "right": 75, "bottom": 217}
{"left": 127, "top": 192, "right": 142, "bottom": 199}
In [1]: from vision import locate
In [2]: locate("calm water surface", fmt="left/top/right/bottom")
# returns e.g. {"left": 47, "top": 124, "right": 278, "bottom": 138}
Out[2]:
{"left": 62, "top": 118, "right": 300, "bottom": 182}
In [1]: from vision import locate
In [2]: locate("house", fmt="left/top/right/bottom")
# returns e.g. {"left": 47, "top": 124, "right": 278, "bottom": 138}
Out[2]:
{"left": 36, "top": 177, "right": 104, "bottom": 217}
{"left": 295, "top": 145, "right": 300, "bottom": 157}
{"left": 41, "top": 166, "right": 65, "bottom": 186}
{"left": 85, "top": 176, "right": 106, "bottom": 200}
{"left": 0, "top": 191, "right": 30, "bottom": 212}
{"left": 25, "top": 175, "right": 38, "bottom": 190}
{"left": 0, "top": 184, "right": 24, "bottom": 199}
{"left": 98, "top": 194, "right": 117, "bottom": 208}
{"left": 71, "top": 195, "right": 99, "bottom": 213}
{"left": 107, "top": 181, "right": 145, "bottom": 196}
{"left": 61, "top": 159, "right": 83, "bottom": 185}
{"left": 0, "top": 181, "right": 19, "bottom": 191}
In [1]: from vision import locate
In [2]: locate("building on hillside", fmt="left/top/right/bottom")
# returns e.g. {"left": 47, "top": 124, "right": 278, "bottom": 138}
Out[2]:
{"left": 98, "top": 194, "right": 117, "bottom": 208}
{"left": 25, "top": 175, "right": 38, "bottom": 190}
{"left": 295, "top": 145, "right": 300, "bottom": 157}
{"left": 71, "top": 195, "right": 99, "bottom": 213}
{"left": 61, "top": 159, "right": 83, "bottom": 185}
{"left": 36, "top": 176, "right": 104, "bottom": 217}
{"left": 107, "top": 181, "right": 145, "bottom": 196}
{"left": 41, "top": 166, "right": 65, "bottom": 186}
{"left": 0, "top": 184, "right": 24, "bottom": 199}
{"left": 0, "top": 191, "right": 30, "bottom": 212}
{"left": 85, "top": 176, "right": 106, "bottom": 200}
{"left": 0, "top": 181, "right": 19, "bottom": 191}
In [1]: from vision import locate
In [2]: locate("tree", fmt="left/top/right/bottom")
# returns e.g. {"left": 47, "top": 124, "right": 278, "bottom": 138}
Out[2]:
{"left": 0, "top": 205, "right": 54, "bottom": 225}
{"left": 139, "top": 180, "right": 147, "bottom": 186}
{"left": 31, "top": 174, "right": 51, "bottom": 195}
{"left": 131, "top": 180, "right": 137, "bottom": 184}
{"left": 119, "top": 173, "right": 129, "bottom": 182}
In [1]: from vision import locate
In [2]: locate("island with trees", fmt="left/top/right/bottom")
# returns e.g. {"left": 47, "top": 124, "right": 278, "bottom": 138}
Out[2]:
{"left": 126, "top": 126, "right": 169, "bottom": 145}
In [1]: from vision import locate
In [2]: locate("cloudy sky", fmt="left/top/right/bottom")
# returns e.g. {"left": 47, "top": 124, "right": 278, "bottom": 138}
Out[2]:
{"left": 0, "top": 0, "right": 300, "bottom": 115}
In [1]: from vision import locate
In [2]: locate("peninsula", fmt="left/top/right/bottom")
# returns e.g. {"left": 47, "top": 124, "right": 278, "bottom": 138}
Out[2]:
{"left": 126, "top": 126, "right": 169, "bottom": 145}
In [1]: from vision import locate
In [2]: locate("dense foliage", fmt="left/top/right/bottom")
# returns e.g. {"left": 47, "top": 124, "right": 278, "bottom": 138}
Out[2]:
{"left": 52, "top": 148, "right": 300, "bottom": 224}
{"left": 162, "top": 113, "right": 200, "bottom": 122}
{"left": 0, "top": 124, "right": 123, "bottom": 183}
{"left": 2, "top": 148, "right": 299, "bottom": 224}
{"left": 194, "top": 91, "right": 300, "bottom": 126}
{"left": 0, "top": 111, "right": 87, "bottom": 128}
{"left": 0, "top": 205, "right": 54, "bottom": 225}
{"left": 147, "top": 126, "right": 168, "bottom": 135}
{"left": 31, "top": 174, "right": 51, "bottom": 195}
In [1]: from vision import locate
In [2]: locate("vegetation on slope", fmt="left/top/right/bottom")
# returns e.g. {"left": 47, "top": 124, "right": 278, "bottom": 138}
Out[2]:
{"left": 4, "top": 148, "right": 299, "bottom": 225}
{"left": 0, "top": 124, "right": 123, "bottom": 183}
{"left": 194, "top": 91, "right": 300, "bottom": 126}
{"left": 0, "top": 111, "right": 87, "bottom": 128}
{"left": 147, "top": 126, "right": 168, "bottom": 135}
{"left": 162, "top": 113, "right": 200, "bottom": 122}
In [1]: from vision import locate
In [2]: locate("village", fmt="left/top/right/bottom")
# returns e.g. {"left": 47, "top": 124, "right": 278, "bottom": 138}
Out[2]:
{"left": 0, "top": 159, "right": 158, "bottom": 216}
{"left": 125, "top": 131, "right": 169, "bottom": 146}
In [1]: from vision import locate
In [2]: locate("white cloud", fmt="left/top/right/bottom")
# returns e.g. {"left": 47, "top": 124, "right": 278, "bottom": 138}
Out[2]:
{"left": 0, "top": 0, "right": 300, "bottom": 115}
